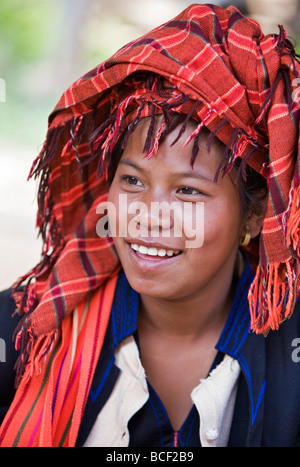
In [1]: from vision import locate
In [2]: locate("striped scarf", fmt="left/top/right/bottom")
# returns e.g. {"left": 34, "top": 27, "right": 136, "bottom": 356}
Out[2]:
{"left": 1, "top": 3, "right": 300, "bottom": 446}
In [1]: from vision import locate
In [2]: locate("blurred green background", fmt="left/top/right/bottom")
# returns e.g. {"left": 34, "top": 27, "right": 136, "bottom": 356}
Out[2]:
{"left": 0, "top": 0, "right": 299, "bottom": 289}
{"left": 0, "top": 0, "right": 191, "bottom": 289}
{"left": 0, "top": 0, "right": 146, "bottom": 145}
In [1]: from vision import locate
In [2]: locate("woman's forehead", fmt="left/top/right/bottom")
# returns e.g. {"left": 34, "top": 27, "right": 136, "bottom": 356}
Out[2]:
{"left": 120, "top": 115, "right": 226, "bottom": 173}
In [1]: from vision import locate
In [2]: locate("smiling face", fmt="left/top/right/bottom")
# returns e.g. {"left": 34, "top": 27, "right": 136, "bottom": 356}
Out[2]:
{"left": 107, "top": 117, "right": 246, "bottom": 302}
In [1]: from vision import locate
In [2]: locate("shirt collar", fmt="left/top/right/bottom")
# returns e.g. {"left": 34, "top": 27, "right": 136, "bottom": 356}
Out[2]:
{"left": 111, "top": 260, "right": 254, "bottom": 354}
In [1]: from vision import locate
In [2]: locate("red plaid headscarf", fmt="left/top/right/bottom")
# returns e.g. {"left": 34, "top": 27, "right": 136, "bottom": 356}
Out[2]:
{"left": 2, "top": 3, "right": 300, "bottom": 447}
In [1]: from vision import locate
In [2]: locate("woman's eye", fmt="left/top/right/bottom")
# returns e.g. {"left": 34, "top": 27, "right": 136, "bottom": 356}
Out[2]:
{"left": 123, "top": 176, "right": 143, "bottom": 187}
{"left": 178, "top": 186, "right": 200, "bottom": 195}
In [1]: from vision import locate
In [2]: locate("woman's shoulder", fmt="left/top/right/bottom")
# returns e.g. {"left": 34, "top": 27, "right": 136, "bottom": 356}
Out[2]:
{"left": 294, "top": 299, "right": 300, "bottom": 326}
{"left": 0, "top": 288, "right": 20, "bottom": 342}
{"left": 259, "top": 298, "right": 300, "bottom": 372}
{"left": 283, "top": 299, "right": 300, "bottom": 334}
{"left": 0, "top": 289, "right": 21, "bottom": 423}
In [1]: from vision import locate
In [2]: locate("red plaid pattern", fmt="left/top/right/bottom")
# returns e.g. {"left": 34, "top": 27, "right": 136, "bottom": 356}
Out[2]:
{"left": 14, "top": 4, "right": 300, "bottom": 359}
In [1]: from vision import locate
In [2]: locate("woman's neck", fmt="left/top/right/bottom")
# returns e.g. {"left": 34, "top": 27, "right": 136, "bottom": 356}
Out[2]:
{"left": 138, "top": 251, "right": 243, "bottom": 341}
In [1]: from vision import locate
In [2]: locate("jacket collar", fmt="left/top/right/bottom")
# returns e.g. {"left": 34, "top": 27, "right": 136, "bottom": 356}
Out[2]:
{"left": 110, "top": 261, "right": 266, "bottom": 440}
{"left": 111, "top": 259, "right": 255, "bottom": 355}
{"left": 78, "top": 260, "right": 267, "bottom": 447}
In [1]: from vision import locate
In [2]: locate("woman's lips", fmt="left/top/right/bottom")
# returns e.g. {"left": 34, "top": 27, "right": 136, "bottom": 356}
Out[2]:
{"left": 125, "top": 240, "right": 183, "bottom": 269}
{"left": 130, "top": 242, "right": 181, "bottom": 258}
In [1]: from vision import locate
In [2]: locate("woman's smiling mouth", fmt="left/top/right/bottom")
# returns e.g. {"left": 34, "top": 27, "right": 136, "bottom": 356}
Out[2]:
{"left": 130, "top": 243, "right": 181, "bottom": 258}
{"left": 125, "top": 240, "right": 183, "bottom": 267}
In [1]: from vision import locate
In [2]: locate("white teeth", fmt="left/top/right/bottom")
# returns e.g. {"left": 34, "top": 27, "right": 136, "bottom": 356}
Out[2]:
{"left": 139, "top": 245, "right": 148, "bottom": 255}
{"left": 158, "top": 249, "right": 166, "bottom": 257}
{"left": 147, "top": 247, "right": 158, "bottom": 256}
{"left": 167, "top": 250, "right": 180, "bottom": 256}
{"left": 130, "top": 244, "right": 180, "bottom": 257}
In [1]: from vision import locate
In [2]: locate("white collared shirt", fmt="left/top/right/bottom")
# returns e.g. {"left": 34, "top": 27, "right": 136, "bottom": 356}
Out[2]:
{"left": 84, "top": 335, "right": 241, "bottom": 447}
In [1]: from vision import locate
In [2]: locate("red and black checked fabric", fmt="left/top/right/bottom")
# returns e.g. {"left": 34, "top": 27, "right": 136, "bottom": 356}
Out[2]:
{"left": 15, "top": 4, "right": 300, "bottom": 350}
{"left": 2, "top": 2, "right": 300, "bottom": 448}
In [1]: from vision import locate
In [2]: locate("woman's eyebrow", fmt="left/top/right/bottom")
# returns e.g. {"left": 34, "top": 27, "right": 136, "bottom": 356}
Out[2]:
{"left": 119, "top": 159, "right": 214, "bottom": 183}
{"left": 170, "top": 171, "right": 214, "bottom": 183}
{"left": 119, "top": 158, "right": 215, "bottom": 183}
{"left": 118, "top": 159, "right": 145, "bottom": 172}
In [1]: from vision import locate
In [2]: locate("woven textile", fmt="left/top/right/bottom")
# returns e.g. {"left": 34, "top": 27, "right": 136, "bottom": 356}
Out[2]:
{"left": 1, "top": 3, "right": 300, "bottom": 446}
{"left": 0, "top": 275, "right": 117, "bottom": 447}
{"left": 26, "top": 2, "right": 299, "bottom": 334}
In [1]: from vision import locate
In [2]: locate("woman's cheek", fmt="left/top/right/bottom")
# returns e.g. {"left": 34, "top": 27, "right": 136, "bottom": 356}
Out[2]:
{"left": 202, "top": 201, "right": 231, "bottom": 247}
{"left": 181, "top": 201, "right": 205, "bottom": 249}
{"left": 107, "top": 186, "right": 121, "bottom": 239}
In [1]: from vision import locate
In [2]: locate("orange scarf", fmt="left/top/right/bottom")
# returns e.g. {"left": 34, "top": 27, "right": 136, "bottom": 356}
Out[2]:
{"left": 0, "top": 276, "right": 117, "bottom": 446}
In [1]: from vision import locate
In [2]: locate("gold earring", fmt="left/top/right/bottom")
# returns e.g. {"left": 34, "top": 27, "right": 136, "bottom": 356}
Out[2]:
{"left": 240, "top": 225, "right": 251, "bottom": 247}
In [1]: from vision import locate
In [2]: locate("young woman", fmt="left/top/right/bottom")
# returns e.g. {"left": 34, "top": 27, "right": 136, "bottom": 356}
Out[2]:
{"left": 0, "top": 3, "right": 299, "bottom": 447}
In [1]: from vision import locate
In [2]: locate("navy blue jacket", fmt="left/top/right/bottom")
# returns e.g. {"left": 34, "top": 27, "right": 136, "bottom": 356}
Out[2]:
{"left": 1, "top": 262, "right": 300, "bottom": 447}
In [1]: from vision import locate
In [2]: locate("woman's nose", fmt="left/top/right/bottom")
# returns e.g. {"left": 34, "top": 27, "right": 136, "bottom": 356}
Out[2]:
{"left": 140, "top": 202, "right": 172, "bottom": 231}
{"left": 128, "top": 198, "right": 174, "bottom": 236}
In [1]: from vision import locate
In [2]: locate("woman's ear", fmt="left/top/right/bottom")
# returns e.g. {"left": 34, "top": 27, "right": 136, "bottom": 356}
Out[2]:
{"left": 239, "top": 216, "right": 262, "bottom": 248}
{"left": 247, "top": 213, "right": 265, "bottom": 240}
{"left": 243, "top": 186, "right": 268, "bottom": 241}
{"left": 244, "top": 197, "right": 267, "bottom": 241}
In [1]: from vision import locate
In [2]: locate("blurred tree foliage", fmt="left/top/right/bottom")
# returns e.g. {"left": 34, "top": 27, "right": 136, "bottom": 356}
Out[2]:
{"left": 0, "top": 0, "right": 299, "bottom": 145}
{"left": 0, "top": 0, "right": 55, "bottom": 69}
{"left": 0, "top": 1, "right": 60, "bottom": 144}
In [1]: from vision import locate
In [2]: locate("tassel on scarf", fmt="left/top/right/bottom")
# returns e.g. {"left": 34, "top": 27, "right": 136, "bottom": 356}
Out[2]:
{"left": 248, "top": 259, "right": 298, "bottom": 335}
{"left": 285, "top": 181, "right": 300, "bottom": 256}
{"left": 14, "top": 326, "right": 58, "bottom": 388}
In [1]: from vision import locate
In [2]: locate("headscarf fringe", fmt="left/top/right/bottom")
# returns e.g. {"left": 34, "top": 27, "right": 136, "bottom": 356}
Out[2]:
{"left": 11, "top": 226, "right": 65, "bottom": 322}
{"left": 70, "top": 115, "right": 84, "bottom": 165}
{"left": 248, "top": 259, "right": 298, "bottom": 335}
{"left": 14, "top": 325, "right": 57, "bottom": 388}
{"left": 30, "top": 126, "right": 67, "bottom": 179}
{"left": 277, "top": 25, "right": 300, "bottom": 74}
{"left": 214, "top": 127, "right": 240, "bottom": 181}
{"left": 285, "top": 183, "right": 300, "bottom": 255}
{"left": 145, "top": 120, "right": 166, "bottom": 159}
{"left": 11, "top": 264, "right": 60, "bottom": 387}
{"left": 27, "top": 125, "right": 69, "bottom": 253}
{"left": 81, "top": 80, "right": 208, "bottom": 178}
